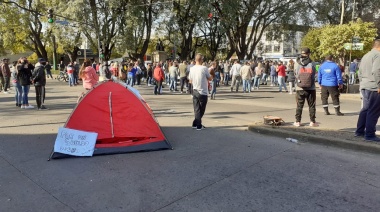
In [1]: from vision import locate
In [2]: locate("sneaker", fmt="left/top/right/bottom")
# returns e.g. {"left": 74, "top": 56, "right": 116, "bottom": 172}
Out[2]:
{"left": 365, "top": 136, "right": 380, "bottom": 142}
{"left": 40, "top": 105, "right": 48, "bottom": 110}
{"left": 21, "top": 105, "right": 26, "bottom": 109}
{"left": 354, "top": 133, "right": 364, "bottom": 137}
{"left": 3, "top": 91, "right": 9, "bottom": 94}
{"left": 196, "top": 125, "right": 206, "bottom": 131}
{"left": 309, "top": 122, "right": 318, "bottom": 127}
{"left": 24, "top": 105, "right": 34, "bottom": 109}
{"left": 293, "top": 122, "right": 300, "bottom": 127}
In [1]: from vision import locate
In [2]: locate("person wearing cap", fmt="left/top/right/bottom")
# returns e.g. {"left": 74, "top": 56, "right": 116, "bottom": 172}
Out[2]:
{"left": 0, "top": 58, "right": 11, "bottom": 94}
{"left": 355, "top": 37, "right": 380, "bottom": 141}
{"left": 294, "top": 47, "right": 318, "bottom": 127}
{"left": 32, "top": 58, "right": 47, "bottom": 110}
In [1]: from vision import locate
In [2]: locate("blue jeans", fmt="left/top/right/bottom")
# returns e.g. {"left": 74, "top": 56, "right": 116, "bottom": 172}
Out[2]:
{"left": 253, "top": 75, "right": 262, "bottom": 88}
{"left": 169, "top": 77, "right": 177, "bottom": 90}
{"left": 271, "top": 75, "right": 277, "bottom": 85}
{"left": 21, "top": 85, "right": 30, "bottom": 105}
{"left": 356, "top": 90, "right": 380, "bottom": 138}
{"left": 278, "top": 76, "right": 287, "bottom": 91}
{"left": 127, "top": 75, "right": 135, "bottom": 87}
{"left": 215, "top": 72, "right": 220, "bottom": 86}
{"left": 13, "top": 83, "right": 22, "bottom": 104}
{"left": 210, "top": 78, "right": 217, "bottom": 97}
{"left": 349, "top": 72, "right": 356, "bottom": 84}
{"left": 261, "top": 74, "right": 268, "bottom": 84}
{"left": 68, "top": 73, "right": 74, "bottom": 86}
{"left": 242, "top": 79, "right": 251, "bottom": 92}
{"left": 224, "top": 73, "right": 230, "bottom": 85}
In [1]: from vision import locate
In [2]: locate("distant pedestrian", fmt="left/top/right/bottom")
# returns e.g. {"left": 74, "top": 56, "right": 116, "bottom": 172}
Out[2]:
{"left": 17, "top": 57, "right": 34, "bottom": 109}
{"left": 45, "top": 62, "right": 53, "bottom": 79}
{"left": 73, "top": 61, "right": 80, "bottom": 84}
{"left": 169, "top": 61, "right": 179, "bottom": 91}
{"left": 67, "top": 63, "right": 75, "bottom": 86}
{"left": 253, "top": 62, "right": 264, "bottom": 90}
{"left": 355, "top": 38, "right": 380, "bottom": 141}
{"left": 11, "top": 61, "right": 22, "bottom": 107}
{"left": 178, "top": 61, "right": 188, "bottom": 93}
{"left": 287, "top": 59, "right": 296, "bottom": 94}
{"left": 32, "top": 58, "right": 48, "bottom": 110}
{"left": 318, "top": 55, "right": 344, "bottom": 116}
{"left": 230, "top": 60, "right": 242, "bottom": 92}
{"left": 79, "top": 59, "right": 99, "bottom": 90}
{"left": 189, "top": 53, "right": 213, "bottom": 130}
{"left": 209, "top": 61, "right": 217, "bottom": 99}
{"left": 147, "top": 63, "right": 153, "bottom": 86}
{"left": 294, "top": 47, "right": 317, "bottom": 127}
{"left": 241, "top": 61, "right": 253, "bottom": 93}
{"left": 0, "top": 58, "right": 11, "bottom": 93}
{"left": 277, "top": 61, "right": 288, "bottom": 92}
{"left": 223, "top": 61, "right": 230, "bottom": 86}
{"left": 270, "top": 62, "right": 278, "bottom": 86}
{"left": 349, "top": 59, "right": 358, "bottom": 84}
{"left": 153, "top": 63, "right": 164, "bottom": 95}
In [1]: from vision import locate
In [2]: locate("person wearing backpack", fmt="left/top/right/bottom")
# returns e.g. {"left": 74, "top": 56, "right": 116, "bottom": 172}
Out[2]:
{"left": 294, "top": 47, "right": 317, "bottom": 127}
{"left": 318, "top": 55, "right": 344, "bottom": 116}
{"left": 32, "top": 58, "right": 48, "bottom": 110}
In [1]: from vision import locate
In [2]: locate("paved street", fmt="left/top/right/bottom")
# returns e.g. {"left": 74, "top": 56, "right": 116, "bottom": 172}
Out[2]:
{"left": 1, "top": 80, "right": 380, "bottom": 212}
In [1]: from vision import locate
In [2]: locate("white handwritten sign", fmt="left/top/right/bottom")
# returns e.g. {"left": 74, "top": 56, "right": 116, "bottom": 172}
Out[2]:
{"left": 54, "top": 127, "right": 98, "bottom": 157}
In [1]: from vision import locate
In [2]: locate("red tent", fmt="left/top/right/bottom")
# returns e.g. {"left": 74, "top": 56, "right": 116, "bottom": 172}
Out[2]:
{"left": 51, "top": 81, "right": 172, "bottom": 159}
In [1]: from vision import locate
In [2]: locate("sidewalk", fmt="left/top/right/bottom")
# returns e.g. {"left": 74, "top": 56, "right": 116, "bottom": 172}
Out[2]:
{"left": 247, "top": 88, "right": 380, "bottom": 154}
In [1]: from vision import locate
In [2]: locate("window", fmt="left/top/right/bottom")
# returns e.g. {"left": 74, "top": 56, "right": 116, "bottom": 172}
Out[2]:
{"left": 274, "top": 45, "right": 280, "bottom": 52}
{"left": 265, "top": 45, "right": 272, "bottom": 52}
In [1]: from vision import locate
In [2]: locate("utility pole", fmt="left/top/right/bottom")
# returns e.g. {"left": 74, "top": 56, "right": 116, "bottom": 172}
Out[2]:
{"left": 352, "top": 0, "right": 356, "bottom": 21}
{"left": 340, "top": 0, "right": 345, "bottom": 24}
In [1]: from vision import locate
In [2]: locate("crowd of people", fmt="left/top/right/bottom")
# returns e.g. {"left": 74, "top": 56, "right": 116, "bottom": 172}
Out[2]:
{"left": 0, "top": 37, "right": 379, "bottom": 140}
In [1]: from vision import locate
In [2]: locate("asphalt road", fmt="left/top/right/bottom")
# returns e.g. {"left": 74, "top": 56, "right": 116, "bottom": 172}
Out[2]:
{"left": 1, "top": 80, "right": 379, "bottom": 212}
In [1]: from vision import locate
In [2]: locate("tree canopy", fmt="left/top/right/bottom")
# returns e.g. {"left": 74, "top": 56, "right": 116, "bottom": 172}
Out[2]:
{"left": 0, "top": 0, "right": 379, "bottom": 63}
{"left": 301, "top": 20, "right": 377, "bottom": 62}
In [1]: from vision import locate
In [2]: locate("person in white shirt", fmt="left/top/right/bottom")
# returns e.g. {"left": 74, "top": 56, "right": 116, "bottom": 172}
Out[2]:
{"left": 230, "top": 60, "right": 242, "bottom": 92}
{"left": 188, "top": 53, "right": 213, "bottom": 130}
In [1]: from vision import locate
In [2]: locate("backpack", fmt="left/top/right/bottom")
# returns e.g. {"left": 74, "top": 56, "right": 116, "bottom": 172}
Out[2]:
{"left": 297, "top": 66, "right": 313, "bottom": 88}
{"left": 119, "top": 69, "right": 127, "bottom": 80}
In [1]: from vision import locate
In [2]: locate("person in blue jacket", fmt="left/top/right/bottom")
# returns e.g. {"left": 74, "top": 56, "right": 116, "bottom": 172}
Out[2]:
{"left": 318, "top": 55, "right": 344, "bottom": 116}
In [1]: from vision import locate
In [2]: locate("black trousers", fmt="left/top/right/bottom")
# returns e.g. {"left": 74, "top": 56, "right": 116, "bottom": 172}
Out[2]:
{"left": 192, "top": 90, "right": 208, "bottom": 128}
{"left": 321, "top": 86, "right": 340, "bottom": 107}
{"left": 154, "top": 80, "right": 162, "bottom": 95}
{"left": 180, "top": 77, "right": 188, "bottom": 92}
{"left": 3, "top": 76, "right": 10, "bottom": 91}
{"left": 35, "top": 85, "right": 45, "bottom": 108}
{"left": 295, "top": 90, "right": 316, "bottom": 122}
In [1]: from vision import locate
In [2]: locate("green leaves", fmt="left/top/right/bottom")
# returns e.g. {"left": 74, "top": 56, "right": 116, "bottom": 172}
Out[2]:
{"left": 302, "top": 21, "right": 377, "bottom": 61}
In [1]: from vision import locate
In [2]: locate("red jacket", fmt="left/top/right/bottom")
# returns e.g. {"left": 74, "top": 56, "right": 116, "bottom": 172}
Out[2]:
{"left": 154, "top": 66, "right": 164, "bottom": 81}
{"left": 277, "top": 65, "right": 286, "bottom": 77}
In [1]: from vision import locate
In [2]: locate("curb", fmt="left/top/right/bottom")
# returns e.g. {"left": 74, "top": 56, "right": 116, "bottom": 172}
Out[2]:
{"left": 248, "top": 124, "right": 380, "bottom": 154}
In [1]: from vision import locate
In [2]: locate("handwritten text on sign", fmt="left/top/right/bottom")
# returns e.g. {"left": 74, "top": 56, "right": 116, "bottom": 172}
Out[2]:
{"left": 54, "top": 127, "right": 98, "bottom": 156}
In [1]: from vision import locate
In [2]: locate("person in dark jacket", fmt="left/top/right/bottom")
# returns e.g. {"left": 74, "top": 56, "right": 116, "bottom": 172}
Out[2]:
{"left": 45, "top": 62, "right": 53, "bottom": 79}
{"left": 1, "top": 58, "right": 11, "bottom": 93}
{"left": 17, "top": 57, "right": 34, "bottom": 109}
{"left": 287, "top": 59, "right": 296, "bottom": 94}
{"left": 32, "top": 58, "right": 47, "bottom": 110}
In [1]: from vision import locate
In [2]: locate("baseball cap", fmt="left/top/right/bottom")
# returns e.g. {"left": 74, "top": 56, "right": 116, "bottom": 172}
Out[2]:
{"left": 38, "top": 58, "right": 46, "bottom": 63}
{"left": 301, "top": 47, "right": 311, "bottom": 54}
